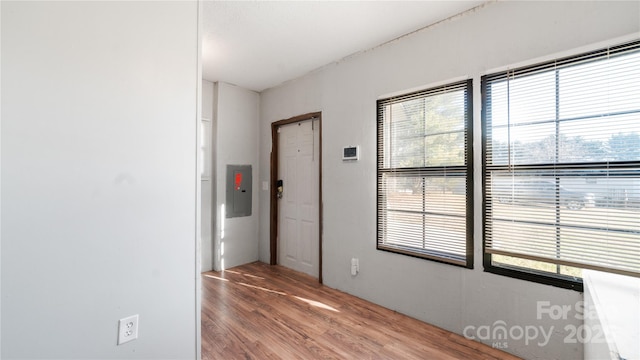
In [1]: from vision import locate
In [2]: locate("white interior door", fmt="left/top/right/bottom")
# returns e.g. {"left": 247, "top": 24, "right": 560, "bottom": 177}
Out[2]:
{"left": 278, "top": 119, "right": 319, "bottom": 278}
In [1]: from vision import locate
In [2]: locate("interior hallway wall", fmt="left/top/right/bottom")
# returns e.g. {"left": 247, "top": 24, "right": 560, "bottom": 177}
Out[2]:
{"left": 212, "top": 82, "right": 260, "bottom": 271}
{"left": 1, "top": 1, "right": 199, "bottom": 358}
{"left": 202, "top": 80, "right": 215, "bottom": 272}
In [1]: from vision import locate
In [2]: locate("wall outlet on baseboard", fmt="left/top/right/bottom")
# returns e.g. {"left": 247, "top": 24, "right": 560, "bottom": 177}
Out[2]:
{"left": 351, "top": 258, "right": 359, "bottom": 276}
{"left": 117, "top": 314, "right": 139, "bottom": 345}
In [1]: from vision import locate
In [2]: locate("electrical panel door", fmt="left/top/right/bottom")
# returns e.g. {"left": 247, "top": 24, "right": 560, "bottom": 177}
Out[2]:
{"left": 225, "top": 165, "right": 252, "bottom": 218}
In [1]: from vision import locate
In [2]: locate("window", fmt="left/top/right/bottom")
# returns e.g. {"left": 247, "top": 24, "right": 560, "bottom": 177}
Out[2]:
{"left": 377, "top": 80, "right": 473, "bottom": 267}
{"left": 482, "top": 40, "right": 640, "bottom": 289}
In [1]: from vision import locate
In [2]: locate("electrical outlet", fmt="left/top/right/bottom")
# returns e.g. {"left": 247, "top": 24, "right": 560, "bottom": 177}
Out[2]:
{"left": 117, "top": 314, "right": 139, "bottom": 345}
{"left": 351, "top": 258, "right": 359, "bottom": 276}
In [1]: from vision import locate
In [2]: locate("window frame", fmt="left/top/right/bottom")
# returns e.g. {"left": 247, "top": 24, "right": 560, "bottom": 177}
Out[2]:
{"left": 481, "top": 40, "right": 640, "bottom": 290}
{"left": 376, "top": 79, "right": 474, "bottom": 268}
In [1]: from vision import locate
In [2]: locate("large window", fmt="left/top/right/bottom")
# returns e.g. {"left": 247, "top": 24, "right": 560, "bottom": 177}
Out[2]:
{"left": 377, "top": 80, "right": 473, "bottom": 267}
{"left": 482, "top": 40, "right": 640, "bottom": 289}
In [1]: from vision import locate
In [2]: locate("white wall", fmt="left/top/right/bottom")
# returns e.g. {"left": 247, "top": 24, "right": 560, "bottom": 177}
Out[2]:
{"left": 1, "top": 1, "right": 199, "bottom": 358}
{"left": 258, "top": 2, "right": 640, "bottom": 359}
{"left": 213, "top": 82, "right": 260, "bottom": 271}
{"left": 0, "top": 1, "right": 3, "bottom": 354}
{"left": 201, "top": 80, "right": 215, "bottom": 272}
{"left": 0, "top": 1, "right": 3, "bottom": 353}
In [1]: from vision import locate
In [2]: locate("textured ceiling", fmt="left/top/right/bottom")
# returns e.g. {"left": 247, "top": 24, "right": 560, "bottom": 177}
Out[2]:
{"left": 202, "top": 1, "right": 486, "bottom": 92}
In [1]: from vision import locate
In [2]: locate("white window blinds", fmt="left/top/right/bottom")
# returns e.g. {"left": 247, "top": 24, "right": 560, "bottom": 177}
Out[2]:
{"left": 377, "top": 80, "right": 473, "bottom": 267}
{"left": 483, "top": 40, "right": 640, "bottom": 282}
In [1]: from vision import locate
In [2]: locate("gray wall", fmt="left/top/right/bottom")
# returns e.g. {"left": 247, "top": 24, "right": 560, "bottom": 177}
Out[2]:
{"left": 213, "top": 82, "right": 260, "bottom": 271}
{"left": 258, "top": 2, "right": 640, "bottom": 359}
{"left": 1, "top": 1, "right": 199, "bottom": 358}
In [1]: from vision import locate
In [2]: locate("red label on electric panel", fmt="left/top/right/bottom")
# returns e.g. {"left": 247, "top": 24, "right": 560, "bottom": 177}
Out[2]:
{"left": 235, "top": 172, "right": 242, "bottom": 190}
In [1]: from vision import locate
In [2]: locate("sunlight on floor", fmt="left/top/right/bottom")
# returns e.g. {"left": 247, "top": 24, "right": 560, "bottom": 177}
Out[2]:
{"left": 293, "top": 296, "right": 339, "bottom": 312}
{"left": 238, "top": 282, "right": 287, "bottom": 295}
{"left": 204, "top": 270, "right": 340, "bottom": 313}
{"left": 203, "top": 274, "right": 229, "bottom": 282}
{"left": 224, "top": 269, "right": 265, "bottom": 280}
{"left": 241, "top": 273, "right": 265, "bottom": 280}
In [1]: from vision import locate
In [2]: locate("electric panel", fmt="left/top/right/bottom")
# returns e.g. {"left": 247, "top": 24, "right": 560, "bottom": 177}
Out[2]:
{"left": 226, "top": 165, "right": 252, "bottom": 218}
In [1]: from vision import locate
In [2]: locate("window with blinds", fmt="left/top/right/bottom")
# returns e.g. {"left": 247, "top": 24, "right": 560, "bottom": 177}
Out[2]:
{"left": 482, "top": 40, "right": 640, "bottom": 289}
{"left": 377, "top": 80, "right": 473, "bottom": 267}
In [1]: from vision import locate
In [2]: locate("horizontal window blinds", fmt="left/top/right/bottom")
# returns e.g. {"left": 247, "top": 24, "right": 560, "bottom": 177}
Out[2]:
{"left": 483, "top": 40, "right": 640, "bottom": 278}
{"left": 377, "top": 80, "right": 472, "bottom": 267}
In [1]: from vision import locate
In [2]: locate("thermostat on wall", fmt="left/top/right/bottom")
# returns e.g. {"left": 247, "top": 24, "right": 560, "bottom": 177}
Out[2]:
{"left": 342, "top": 146, "right": 359, "bottom": 161}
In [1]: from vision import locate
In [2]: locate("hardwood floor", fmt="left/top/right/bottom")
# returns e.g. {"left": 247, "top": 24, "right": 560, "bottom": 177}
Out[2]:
{"left": 201, "top": 262, "right": 520, "bottom": 360}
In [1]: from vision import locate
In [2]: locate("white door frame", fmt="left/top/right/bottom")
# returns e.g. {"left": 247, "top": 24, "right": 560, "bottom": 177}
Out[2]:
{"left": 270, "top": 112, "right": 323, "bottom": 283}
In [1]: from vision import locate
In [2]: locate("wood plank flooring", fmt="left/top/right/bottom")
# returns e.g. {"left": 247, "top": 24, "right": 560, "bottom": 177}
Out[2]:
{"left": 201, "top": 262, "right": 521, "bottom": 360}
